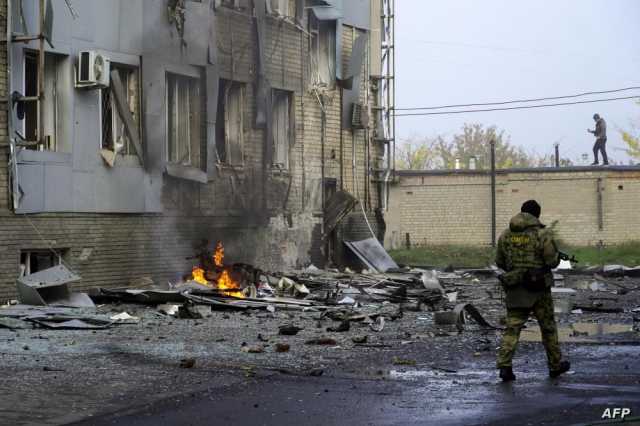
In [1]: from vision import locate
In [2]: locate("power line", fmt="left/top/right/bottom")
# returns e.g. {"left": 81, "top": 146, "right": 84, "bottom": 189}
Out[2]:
{"left": 396, "top": 86, "right": 640, "bottom": 111}
{"left": 395, "top": 95, "right": 640, "bottom": 117}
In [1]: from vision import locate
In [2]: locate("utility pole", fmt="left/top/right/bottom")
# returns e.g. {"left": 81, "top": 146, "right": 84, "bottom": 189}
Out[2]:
{"left": 554, "top": 143, "right": 560, "bottom": 168}
{"left": 490, "top": 139, "right": 496, "bottom": 247}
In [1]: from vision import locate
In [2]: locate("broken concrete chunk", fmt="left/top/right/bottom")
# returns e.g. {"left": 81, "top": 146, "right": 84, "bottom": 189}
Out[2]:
{"left": 157, "top": 304, "right": 180, "bottom": 316}
{"left": 242, "top": 345, "right": 265, "bottom": 354}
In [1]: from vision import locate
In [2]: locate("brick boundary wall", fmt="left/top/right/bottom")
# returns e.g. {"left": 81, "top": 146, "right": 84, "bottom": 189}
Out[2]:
{"left": 385, "top": 167, "right": 640, "bottom": 249}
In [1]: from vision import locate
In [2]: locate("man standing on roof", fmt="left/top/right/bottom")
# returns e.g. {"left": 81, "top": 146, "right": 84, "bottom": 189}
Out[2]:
{"left": 588, "top": 113, "right": 608, "bottom": 165}
{"left": 495, "top": 200, "right": 571, "bottom": 382}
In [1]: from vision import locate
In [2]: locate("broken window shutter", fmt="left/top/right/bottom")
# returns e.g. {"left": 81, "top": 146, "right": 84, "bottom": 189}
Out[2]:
{"left": 109, "top": 70, "right": 144, "bottom": 167}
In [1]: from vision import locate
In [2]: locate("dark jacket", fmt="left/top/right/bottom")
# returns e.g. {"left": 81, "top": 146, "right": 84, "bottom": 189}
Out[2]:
{"left": 496, "top": 212, "right": 559, "bottom": 308}
{"left": 594, "top": 118, "right": 607, "bottom": 139}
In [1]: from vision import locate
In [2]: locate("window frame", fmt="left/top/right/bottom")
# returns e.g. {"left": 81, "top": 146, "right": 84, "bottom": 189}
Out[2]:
{"left": 216, "top": 79, "right": 246, "bottom": 167}
{"left": 23, "top": 51, "right": 71, "bottom": 152}
{"left": 99, "top": 64, "right": 141, "bottom": 158}
{"left": 271, "top": 89, "right": 294, "bottom": 170}
{"left": 308, "top": 14, "right": 336, "bottom": 88}
{"left": 165, "top": 72, "right": 203, "bottom": 168}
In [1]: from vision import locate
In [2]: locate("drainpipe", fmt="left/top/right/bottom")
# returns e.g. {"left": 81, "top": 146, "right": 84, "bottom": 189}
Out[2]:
{"left": 490, "top": 139, "right": 496, "bottom": 247}
{"left": 597, "top": 177, "right": 604, "bottom": 231}
{"left": 313, "top": 90, "right": 326, "bottom": 236}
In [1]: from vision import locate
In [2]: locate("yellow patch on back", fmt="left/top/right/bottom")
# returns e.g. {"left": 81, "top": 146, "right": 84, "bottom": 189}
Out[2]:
{"left": 510, "top": 235, "right": 530, "bottom": 245}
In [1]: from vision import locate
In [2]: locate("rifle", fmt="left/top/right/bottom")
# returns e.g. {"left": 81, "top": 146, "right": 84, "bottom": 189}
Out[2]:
{"left": 558, "top": 251, "right": 578, "bottom": 263}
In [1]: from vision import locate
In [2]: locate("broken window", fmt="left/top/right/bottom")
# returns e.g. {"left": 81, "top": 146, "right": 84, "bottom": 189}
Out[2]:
{"left": 23, "top": 51, "right": 71, "bottom": 152}
{"left": 272, "top": 89, "right": 293, "bottom": 169}
{"left": 100, "top": 65, "right": 141, "bottom": 156}
{"left": 269, "top": 0, "right": 294, "bottom": 17}
{"left": 19, "top": 249, "right": 66, "bottom": 277}
{"left": 167, "top": 73, "right": 203, "bottom": 168}
{"left": 216, "top": 80, "right": 245, "bottom": 166}
{"left": 309, "top": 14, "right": 336, "bottom": 87}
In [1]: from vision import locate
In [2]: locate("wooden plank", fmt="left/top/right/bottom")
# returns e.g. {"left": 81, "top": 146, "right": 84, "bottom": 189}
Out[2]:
{"left": 110, "top": 70, "right": 144, "bottom": 167}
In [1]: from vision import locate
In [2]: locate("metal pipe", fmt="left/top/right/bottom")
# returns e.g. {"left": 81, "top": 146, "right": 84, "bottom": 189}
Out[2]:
{"left": 38, "top": 0, "right": 45, "bottom": 149}
{"left": 490, "top": 139, "right": 497, "bottom": 247}
{"left": 597, "top": 177, "right": 604, "bottom": 231}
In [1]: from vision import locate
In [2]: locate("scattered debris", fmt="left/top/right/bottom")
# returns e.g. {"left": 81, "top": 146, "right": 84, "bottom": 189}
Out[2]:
{"left": 157, "top": 304, "right": 180, "bottom": 316}
{"left": 392, "top": 357, "right": 417, "bottom": 366}
{"left": 370, "top": 316, "right": 385, "bottom": 332}
{"left": 305, "top": 337, "right": 337, "bottom": 346}
{"left": 279, "top": 325, "right": 303, "bottom": 336}
{"left": 327, "top": 320, "right": 350, "bottom": 333}
{"left": 179, "top": 358, "right": 196, "bottom": 369}
{"left": 109, "top": 312, "right": 140, "bottom": 323}
{"left": 351, "top": 335, "right": 368, "bottom": 344}
{"left": 434, "top": 303, "right": 501, "bottom": 332}
{"left": 344, "top": 238, "right": 399, "bottom": 272}
{"left": 275, "top": 343, "right": 290, "bottom": 353}
{"left": 17, "top": 265, "right": 94, "bottom": 308}
{"left": 241, "top": 345, "right": 265, "bottom": 354}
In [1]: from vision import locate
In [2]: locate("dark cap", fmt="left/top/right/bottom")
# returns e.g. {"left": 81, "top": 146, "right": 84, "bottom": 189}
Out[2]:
{"left": 593, "top": 113, "right": 600, "bottom": 120}
{"left": 521, "top": 200, "right": 541, "bottom": 218}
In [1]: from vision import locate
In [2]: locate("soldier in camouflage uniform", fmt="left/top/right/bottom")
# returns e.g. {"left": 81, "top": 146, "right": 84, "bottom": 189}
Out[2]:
{"left": 495, "top": 200, "right": 571, "bottom": 381}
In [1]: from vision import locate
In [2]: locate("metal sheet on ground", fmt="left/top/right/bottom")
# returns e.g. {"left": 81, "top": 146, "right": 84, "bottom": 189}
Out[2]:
{"left": 344, "top": 238, "right": 398, "bottom": 272}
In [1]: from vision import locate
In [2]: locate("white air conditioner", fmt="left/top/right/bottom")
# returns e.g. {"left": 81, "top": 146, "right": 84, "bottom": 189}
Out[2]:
{"left": 76, "top": 51, "right": 110, "bottom": 89}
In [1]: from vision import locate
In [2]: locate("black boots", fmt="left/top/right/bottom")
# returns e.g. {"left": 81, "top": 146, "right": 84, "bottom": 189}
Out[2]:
{"left": 549, "top": 361, "right": 571, "bottom": 378}
{"left": 499, "top": 367, "right": 516, "bottom": 382}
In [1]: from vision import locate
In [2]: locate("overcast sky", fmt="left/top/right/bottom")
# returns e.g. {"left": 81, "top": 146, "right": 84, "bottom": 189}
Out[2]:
{"left": 395, "top": 0, "right": 640, "bottom": 165}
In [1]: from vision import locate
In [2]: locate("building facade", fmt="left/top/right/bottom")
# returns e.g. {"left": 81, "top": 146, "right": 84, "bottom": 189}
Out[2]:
{"left": 0, "top": 0, "right": 393, "bottom": 299}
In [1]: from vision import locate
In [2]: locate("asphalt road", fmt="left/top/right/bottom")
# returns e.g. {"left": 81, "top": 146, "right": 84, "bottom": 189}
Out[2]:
{"left": 69, "top": 345, "right": 640, "bottom": 426}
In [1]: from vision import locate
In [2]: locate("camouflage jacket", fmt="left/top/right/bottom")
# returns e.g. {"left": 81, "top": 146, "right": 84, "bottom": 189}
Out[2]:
{"left": 495, "top": 212, "right": 559, "bottom": 308}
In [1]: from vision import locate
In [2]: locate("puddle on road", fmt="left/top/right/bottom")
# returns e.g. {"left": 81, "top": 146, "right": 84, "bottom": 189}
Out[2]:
{"left": 389, "top": 369, "right": 490, "bottom": 382}
{"left": 520, "top": 323, "right": 635, "bottom": 343}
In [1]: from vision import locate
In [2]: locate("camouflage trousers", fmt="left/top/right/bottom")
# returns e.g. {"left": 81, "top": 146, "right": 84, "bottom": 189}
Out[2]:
{"left": 496, "top": 292, "right": 562, "bottom": 370}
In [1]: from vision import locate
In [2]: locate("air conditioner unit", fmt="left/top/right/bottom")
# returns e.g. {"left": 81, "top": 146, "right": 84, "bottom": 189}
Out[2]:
{"left": 351, "top": 103, "right": 369, "bottom": 129}
{"left": 76, "top": 51, "right": 110, "bottom": 89}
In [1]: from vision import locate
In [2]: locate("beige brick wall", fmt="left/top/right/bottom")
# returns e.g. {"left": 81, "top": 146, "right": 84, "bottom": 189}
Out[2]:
{"left": 386, "top": 168, "right": 640, "bottom": 248}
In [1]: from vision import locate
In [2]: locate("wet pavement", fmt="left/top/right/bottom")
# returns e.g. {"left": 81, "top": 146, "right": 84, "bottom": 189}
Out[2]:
{"left": 70, "top": 345, "right": 640, "bottom": 426}
{"left": 1, "top": 273, "right": 639, "bottom": 425}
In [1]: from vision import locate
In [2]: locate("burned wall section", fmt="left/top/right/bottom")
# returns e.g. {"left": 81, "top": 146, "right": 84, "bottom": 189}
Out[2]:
{"left": 386, "top": 167, "right": 640, "bottom": 249}
{"left": 0, "top": 0, "right": 385, "bottom": 299}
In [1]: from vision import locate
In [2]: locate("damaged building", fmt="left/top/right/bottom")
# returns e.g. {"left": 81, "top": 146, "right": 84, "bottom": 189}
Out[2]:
{"left": 0, "top": 0, "right": 396, "bottom": 300}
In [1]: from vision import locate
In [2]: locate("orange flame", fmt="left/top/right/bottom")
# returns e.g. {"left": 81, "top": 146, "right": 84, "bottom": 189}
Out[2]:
{"left": 190, "top": 242, "right": 244, "bottom": 298}
{"left": 214, "top": 241, "right": 224, "bottom": 268}
{"left": 192, "top": 267, "right": 208, "bottom": 285}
